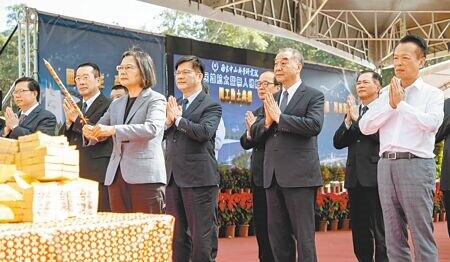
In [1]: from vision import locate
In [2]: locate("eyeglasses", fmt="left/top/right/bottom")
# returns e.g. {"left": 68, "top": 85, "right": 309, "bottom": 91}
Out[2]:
{"left": 256, "top": 81, "right": 274, "bottom": 88}
{"left": 74, "top": 76, "right": 93, "bottom": 83}
{"left": 13, "top": 89, "right": 32, "bottom": 95}
{"left": 116, "top": 65, "right": 137, "bottom": 71}
{"left": 174, "top": 70, "right": 196, "bottom": 76}
{"left": 274, "top": 61, "right": 291, "bottom": 69}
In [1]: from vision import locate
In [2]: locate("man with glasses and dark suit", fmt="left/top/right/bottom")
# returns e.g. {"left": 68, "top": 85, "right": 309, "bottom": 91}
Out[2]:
{"left": 62, "top": 62, "right": 112, "bottom": 212}
{"left": 240, "top": 71, "right": 279, "bottom": 262}
{"left": 1, "top": 77, "right": 56, "bottom": 139}
{"left": 165, "top": 55, "right": 222, "bottom": 262}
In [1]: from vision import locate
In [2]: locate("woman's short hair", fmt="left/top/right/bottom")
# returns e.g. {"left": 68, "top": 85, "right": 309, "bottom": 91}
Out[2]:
{"left": 121, "top": 47, "right": 157, "bottom": 89}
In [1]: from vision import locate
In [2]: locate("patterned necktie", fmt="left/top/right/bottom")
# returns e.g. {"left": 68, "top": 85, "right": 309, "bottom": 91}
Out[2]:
{"left": 279, "top": 91, "right": 289, "bottom": 113}
{"left": 361, "top": 106, "right": 369, "bottom": 116}
{"left": 82, "top": 102, "right": 88, "bottom": 114}
{"left": 181, "top": 99, "right": 189, "bottom": 112}
{"left": 19, "top": 114, "right": 27, "bottom": 125}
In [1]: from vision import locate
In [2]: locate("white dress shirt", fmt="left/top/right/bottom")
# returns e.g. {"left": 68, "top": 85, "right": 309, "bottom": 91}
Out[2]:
{"left": 12, "top": 102, "right": 39, "bottom": 130}
{"left": 345, "top": 100, "right": 376, "bottom": 129}
{"left": 174, "top": 88, "right": 202, "bottom": 126}
{"left": 214, "top": 117, "right": 225, "bottom": 160}
{"left": 83, "top": 91, "right": 101, "bottom": 112}
{"left": 279, "top": 79, "right": 302, "bottom": 107}
{"left": 359, "top": 77, "right": 444, "bottom": 158}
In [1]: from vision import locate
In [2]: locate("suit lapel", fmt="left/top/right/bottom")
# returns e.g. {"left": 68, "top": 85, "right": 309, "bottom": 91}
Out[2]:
{"left": 182, "top": 91, "right": 206, "bottom": 117}
{"left": 125, "top": 88, "right": 150, "bottom": 124}
{"left": 274, "top": 91, "right": 281, "bottom": 105}
{"left": 116, "top": 96, "right": 127, "bottom": 125}
{"left": 84, "top": 94, "right": 107, "bottom": 117}
{"left": 284, "top": 83, "right": 306, "bottom": 113}
{"left": 20, "top": 105, "right": 40, "bottom": 127}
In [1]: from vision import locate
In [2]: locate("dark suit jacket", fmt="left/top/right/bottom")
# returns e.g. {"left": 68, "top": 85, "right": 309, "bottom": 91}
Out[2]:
{"left": 4, "top": 104, "right": 56, "bottom": 139}
{"left": 252, "top": 84, "right": 324, "bottom": 188}
{"left": 165, "top": 90, "right": 222, "bottom": 187}
{"left": 240, "top": 107, "right": 267, "bottom": 187}
{"left": 333, "top": 114, "right": 380, "bottom": 188}
{"left": 61, "top": 94, "right": 112, "bottom": 183}
{"left": 437, "top": 98, "right": 450, "bottom": 191}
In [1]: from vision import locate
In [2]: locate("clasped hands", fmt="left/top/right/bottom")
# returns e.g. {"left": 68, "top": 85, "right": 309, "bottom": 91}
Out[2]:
{"left": 2, "top": 107, "right": 19, "bottom": 135}
{"left": 165, "top": 96, "right": 183, "bottom": 126}
{"left": 344, "top": 95, "right": 359, "bottom": 125}
{"left": 82, "top": 123, "right": 115, "bottom": 141}
{"left": 263, "top": 93, "right": 281, "bottom": 128}
{"left": 389, "top": 77, "right": 405, "bottom": 109}
{"left": 62, "top": 99, "right": 79, "bottom": 125}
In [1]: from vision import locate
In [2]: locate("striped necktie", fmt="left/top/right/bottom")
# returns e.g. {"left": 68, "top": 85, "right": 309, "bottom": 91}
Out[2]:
{"left": 279, "top": 91, "right": 289, "bottom": 113}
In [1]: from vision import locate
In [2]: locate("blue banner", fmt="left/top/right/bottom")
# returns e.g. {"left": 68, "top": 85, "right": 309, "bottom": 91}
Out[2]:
{"left": 37, "top": 13, "right": 166, "bottom": 125}
{"left": 173, "top": 54, "right": 356, "bottom": 165}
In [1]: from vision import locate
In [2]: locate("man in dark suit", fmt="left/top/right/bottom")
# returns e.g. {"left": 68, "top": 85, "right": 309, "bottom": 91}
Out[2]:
{"left": 165, "top": 55, "right": 222, "bottom": 262}
{"left": 333, "top": 70, "right": 388, "bottom": 261}
{"left": 2, "top": 77, "right": 56, "bottom": 139}
{"left": 62, "top": 62, "right": 112, "bottom": 212}
{"left": 240, "top": 71, "right": 279, "bottom": 262}
{"left": 252, "top": 48, "right": 324, "bottom": 262}
{"left": 436, "top": 97, "right": 450, "bottom": 236}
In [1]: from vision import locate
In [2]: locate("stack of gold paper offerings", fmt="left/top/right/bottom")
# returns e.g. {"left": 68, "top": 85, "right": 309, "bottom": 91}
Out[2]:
{"left": 15, "top": 132, "right": 79, "bottom": 181}
{"left": 0, "top": 137, "right": 18, "bottom": 164}
{"left": 0, "top": 133, "right": 99, "bottom": 223}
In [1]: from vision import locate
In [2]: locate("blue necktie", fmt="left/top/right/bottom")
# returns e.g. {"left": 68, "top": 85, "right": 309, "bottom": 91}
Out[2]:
{"left": 82, "top": 102, "right": 88, "bottom": 114}
{"left": 181, "top": 99, "right": 189, "bottom": 112}
{"left": 279, "top": 91, "right": 289, "bottom": 113}
{"left": 361, "top": 106, "right": 369, "bottom": 116}
{"left": 19, "top": 114, "right": 27, "bottom": 125}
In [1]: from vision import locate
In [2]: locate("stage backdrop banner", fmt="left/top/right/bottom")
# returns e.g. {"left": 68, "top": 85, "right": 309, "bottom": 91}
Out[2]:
{"left": 167, "top": 37, "right": 357, "bottom": 165}
{"left": 37, "top": 12, "right": 166, "bottom": 125}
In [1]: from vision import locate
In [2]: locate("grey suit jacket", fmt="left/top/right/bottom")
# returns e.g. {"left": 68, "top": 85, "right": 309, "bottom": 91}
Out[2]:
{"left": 93, "top": 88, "right": 167, "bottom": 186}
{"left": 3, "top": 104, "right": 56, "bottom": 139}
{"left": 252, "top": 83, "right": 324, "bottom": 188}
{"left": 437, "top": 98, "right": 450, "bottom": 190}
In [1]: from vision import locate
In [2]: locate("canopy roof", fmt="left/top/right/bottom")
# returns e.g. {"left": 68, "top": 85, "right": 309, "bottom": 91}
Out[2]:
{"left": 143, "top": 0, "right": 450, "bottom": 69}
{"left": 420, "top": 60, "right": 450, "bottom": 95}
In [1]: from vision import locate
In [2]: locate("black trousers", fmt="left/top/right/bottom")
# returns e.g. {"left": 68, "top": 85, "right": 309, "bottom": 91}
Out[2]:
{"left": 98, "top": 183, "right": 111, "bottom": 212}
{"left": 252, "top": 181, "right": 275, "bottom": 262}
{"left": 443, "top": 190, "right": 450, "bottom": 237}
{"left": 108, "top": 167, "right": 165, "bottom": 214}
{"left": 348, "top": 187, "right": 388, "bottom": 262}
{"left": 166, "top": 178, "right": 219, "bottom": 262}
{"left": 266, "top": 177, "right": 317, "bottom": 262}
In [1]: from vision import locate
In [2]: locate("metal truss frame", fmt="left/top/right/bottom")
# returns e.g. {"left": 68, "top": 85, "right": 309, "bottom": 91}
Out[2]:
{"left": 2, "top": 7, "right": 38, "bottom": 109}
{"left": 17, "top": 7, "right": 38, "bottom": 79}
{"left": 188, "top": 0, "right": 450, "bottom": 68}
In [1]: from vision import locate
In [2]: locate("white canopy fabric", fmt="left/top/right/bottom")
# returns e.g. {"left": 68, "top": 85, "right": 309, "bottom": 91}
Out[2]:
{"left": 421, "top": 60, "right": 450, "bottom": 98}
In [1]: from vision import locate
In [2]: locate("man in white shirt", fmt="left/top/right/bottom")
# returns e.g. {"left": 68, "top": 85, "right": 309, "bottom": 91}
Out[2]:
{"left": 360, "top": 35, "right": 444, "bottom": 262}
